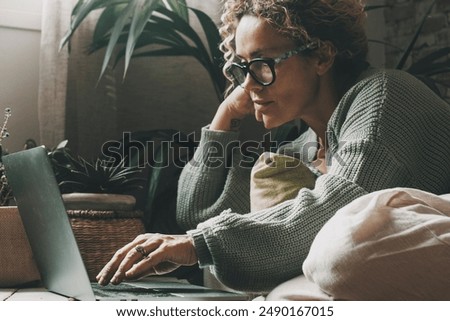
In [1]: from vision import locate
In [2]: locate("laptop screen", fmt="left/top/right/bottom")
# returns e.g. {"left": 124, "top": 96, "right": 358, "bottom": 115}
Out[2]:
{"left": 3, "top": 146, "right": 95, "bottom": 300}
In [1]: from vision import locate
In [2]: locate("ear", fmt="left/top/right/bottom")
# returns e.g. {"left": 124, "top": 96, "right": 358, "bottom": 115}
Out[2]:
{"left": 315, "top": 41, "right": 336, "bottom": 76}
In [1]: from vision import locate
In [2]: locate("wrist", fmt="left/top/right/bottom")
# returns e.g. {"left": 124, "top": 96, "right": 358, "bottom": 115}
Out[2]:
{"left": 210, "top": 103, "right": 246, "bottom": 132}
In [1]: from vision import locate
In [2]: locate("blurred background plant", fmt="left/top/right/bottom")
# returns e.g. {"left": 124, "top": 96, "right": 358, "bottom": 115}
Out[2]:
{"left": 0, "top": 108, "right": 12, "bottom": 205}
{"left": 60, "top": 0, "right": 226, "bottom": 101}
{"left": 368, "top": 0, "right": 450, "bottom": 98}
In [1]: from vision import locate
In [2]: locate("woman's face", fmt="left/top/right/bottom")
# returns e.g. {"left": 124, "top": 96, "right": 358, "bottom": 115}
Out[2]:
{"left": 234, "top": 15, "right": 323, "bottom": 129}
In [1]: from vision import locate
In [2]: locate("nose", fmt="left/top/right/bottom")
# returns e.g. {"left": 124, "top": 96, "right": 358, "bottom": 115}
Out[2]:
{"left": 241, "top": 73, "right": 263, "bottom": 92}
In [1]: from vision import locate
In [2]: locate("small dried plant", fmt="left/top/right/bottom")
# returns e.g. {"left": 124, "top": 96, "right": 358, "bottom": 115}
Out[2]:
{"left": 0, "top": 107, "right": 12, "bottom": 206}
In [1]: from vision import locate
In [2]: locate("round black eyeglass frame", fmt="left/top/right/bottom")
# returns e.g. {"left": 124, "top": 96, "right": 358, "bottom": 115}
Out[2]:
{"left": 228, "top": 42, "right": 318, "bottom": 87}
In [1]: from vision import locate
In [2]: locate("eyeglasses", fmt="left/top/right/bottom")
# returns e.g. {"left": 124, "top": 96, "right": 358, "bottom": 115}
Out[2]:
{"left": 227, "top": 42, "right": 318, "bottom": 87}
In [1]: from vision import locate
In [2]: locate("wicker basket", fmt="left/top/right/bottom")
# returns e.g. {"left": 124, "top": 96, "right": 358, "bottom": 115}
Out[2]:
{"left": 67, "top": 209, "right": 145, "bottom": 281}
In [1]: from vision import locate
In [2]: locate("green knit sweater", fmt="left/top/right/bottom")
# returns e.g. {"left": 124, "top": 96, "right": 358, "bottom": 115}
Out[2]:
{"left": 176, "top": 68, "right": 450, "bottom": 293}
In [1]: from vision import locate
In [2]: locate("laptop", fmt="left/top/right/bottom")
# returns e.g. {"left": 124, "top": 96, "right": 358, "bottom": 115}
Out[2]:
{"left": 2, "top": 146, "right": 247, "bottom": 301}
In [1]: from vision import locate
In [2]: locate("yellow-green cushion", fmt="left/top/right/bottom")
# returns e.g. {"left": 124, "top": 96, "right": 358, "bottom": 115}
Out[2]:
{"left": 250, "top": 152, "right": 317, "bottom": 212}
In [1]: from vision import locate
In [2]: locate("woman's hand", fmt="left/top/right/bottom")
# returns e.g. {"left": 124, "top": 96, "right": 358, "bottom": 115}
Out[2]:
{"left": 96, "top": 233, "right": 198, "bottom": 286}
{"left": 210, "top": 86, "right": 254, "bottom": 131}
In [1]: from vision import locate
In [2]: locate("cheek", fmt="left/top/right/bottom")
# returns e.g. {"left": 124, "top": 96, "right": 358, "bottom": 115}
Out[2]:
{"left": 279, "top": 71, "right": 319, "bottom": 110}
{"left": 273, "top": 81, "right": 308, "bottom": 116}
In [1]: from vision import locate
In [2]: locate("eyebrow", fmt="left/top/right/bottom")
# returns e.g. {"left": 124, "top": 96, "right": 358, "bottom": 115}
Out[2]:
{"left": 235, "top": 46, "right": 281, "bottom": 60}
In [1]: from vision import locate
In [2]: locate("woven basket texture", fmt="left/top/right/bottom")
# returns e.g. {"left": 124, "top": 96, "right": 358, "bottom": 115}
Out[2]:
{"left": 67, "top": 209, "right": 145, "bottom": 281}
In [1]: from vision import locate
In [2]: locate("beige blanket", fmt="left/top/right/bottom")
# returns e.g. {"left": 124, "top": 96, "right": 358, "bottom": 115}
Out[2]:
{"left": 303, "top": 188, "right": 450, "bottom": 300}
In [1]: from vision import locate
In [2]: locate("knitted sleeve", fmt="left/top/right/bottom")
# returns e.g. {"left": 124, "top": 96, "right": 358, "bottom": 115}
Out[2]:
{"left": 181, "top": 69, "right": 450, "bottom": 293}
{"left": 176, "top": 127, "right": 253, "bottom": 230}
{"left": 187, "top": 137, "right": 405, "bottom": 293}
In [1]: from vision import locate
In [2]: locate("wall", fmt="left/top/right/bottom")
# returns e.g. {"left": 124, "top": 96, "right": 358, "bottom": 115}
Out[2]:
{"left": 384, "top": 0, "right": 450, "bottom": 100}
{"left": 366, "top": 0, "right": 387, "bottom": 68}
{"left": 0, "top": 0, "right": 43, "bottom": 153}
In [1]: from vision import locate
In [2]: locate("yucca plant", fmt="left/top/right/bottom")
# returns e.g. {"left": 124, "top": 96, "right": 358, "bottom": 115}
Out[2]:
{"left": 49, "top": 140, "right": 146, "bottom": 195}
{"left": 60, "top": 0, "right": 226, "bottom": 101}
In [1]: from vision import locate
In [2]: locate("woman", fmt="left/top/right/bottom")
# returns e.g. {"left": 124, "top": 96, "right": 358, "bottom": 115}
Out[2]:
{"left": 96, "top": 0, "right": 450, "bottom": 293}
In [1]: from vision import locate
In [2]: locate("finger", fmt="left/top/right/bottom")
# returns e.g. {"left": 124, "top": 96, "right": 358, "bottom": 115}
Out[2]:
{"left": 125, "top": 247, "right": 173, "bottom": 279}
{"left": 96, "top": 237, "right": 145, "bottom": 285}
{"left": 124, "top": 235, "right": 196, "bottom": 280}
{"left": 110, "top": 237, "right": 164, "bottom": 284}
{"left": 127, "top": 261, "right": 179, "bottom": 280}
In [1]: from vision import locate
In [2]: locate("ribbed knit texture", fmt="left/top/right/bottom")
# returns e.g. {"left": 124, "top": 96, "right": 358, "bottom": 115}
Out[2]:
{"left": 176, "top": 68, "right": 450, "bottom": 293}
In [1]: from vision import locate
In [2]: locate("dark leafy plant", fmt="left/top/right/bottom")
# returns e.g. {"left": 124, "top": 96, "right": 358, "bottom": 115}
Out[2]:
{"left": 369, "top": 0, "right": 450, "bottom": 97}
{"left": 60, "top": 0, "right": 226, "bottom": 101}
{"left": 48, "top": 140, "right": 146, "bottom": 195}
{"left": 396, "top": 0, "right": 450, "bottom": 95}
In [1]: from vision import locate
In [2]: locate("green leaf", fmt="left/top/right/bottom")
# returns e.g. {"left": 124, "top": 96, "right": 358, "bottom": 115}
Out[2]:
{"left": 62, "top": 0, "right": 225, "bottom": 101}
{"left": 125, "top": 0, "right": 161, "bottom": 75}
{"left": 89, "top": 32, "right": 129, "bottom": 54}
{"left": 416, "top": 62, "right": 450, "bottom": 77}
{"left": 112, "top": 26, "right": 196, "bottom": 67}
{"left": 93, "top": 4, "right": 127, "bottom": 43}
{"left": 139, "top": 22, "right": 192, "bottom": 48}
{"left": 425, "top": 66, "right": 450, "bottom": 77}
{"left": 152, "top": 8, "right": 209, "bottom": 63}
{"left": 367, "top": 39, "right": 403, "bottom": 52}
{"left": 190, "top": 7, "right": 225, "bottom": 95}
{"left": 164, "top": 0, "right": 188, "bottom": 22}
{"left": 60, "top": 0, "right": 129, "bottom": 50}
{"left": 129, "top": 47, "right": 203, "bottom": 64}
{"left": 98, "top": 1, "right": 136, "bottom": 81}
{"left": 407, "top": 47, "right": 450, "bottom": 74}
{"left": 151, "top": 8, "right": 221, "bottom": 94}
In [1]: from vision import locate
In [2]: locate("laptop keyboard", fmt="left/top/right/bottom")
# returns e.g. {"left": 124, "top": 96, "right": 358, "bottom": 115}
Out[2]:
{"left": 91, "top": 282, "right": 177, "bottom": 299}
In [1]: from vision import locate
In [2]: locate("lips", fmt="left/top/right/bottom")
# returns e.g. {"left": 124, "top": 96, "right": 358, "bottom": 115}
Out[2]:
{"left": 253, "top": 100, "right": 273, "bottom": 113}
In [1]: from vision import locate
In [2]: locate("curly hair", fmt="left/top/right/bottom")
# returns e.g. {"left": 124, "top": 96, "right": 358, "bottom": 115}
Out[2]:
{"left": 220, "top": 0, "right": 369, "bottom": 92}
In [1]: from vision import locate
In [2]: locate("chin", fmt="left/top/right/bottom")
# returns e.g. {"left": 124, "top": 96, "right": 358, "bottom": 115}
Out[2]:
{"left": 262, "top": 117, "right": 288, "bottom": 130}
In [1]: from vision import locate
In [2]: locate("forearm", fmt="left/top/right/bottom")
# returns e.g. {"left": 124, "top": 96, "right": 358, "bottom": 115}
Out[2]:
{"left": 176, "top": 126, "right": 252, "bottom": 230}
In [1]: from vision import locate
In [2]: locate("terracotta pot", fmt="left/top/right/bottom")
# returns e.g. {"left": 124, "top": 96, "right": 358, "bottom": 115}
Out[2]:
{"left": 0, "top": 206, "right": 40, "bottom": 287}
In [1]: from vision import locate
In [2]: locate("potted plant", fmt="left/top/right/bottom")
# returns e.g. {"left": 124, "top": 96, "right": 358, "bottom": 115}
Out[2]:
{"left": 48, "top": 140, "right": 146, "bottom": 210}
{"left": 47, "top": 141, "right": 148, "bottom": 280}
{"left": 0, "top": 108, "right": 41, "bottom": 287}
{"left": 0, "top": 108, "right": 147, "bottom": 283}
{"left": 60, "top": 0, "right": 226, "bottom": 101}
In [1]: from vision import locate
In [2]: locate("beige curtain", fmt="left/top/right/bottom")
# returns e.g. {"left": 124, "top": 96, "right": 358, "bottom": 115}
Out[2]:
{"left": 38, "top": 0, "right": 72, "bottom": 152}
{"left": 38, "top": 0, "right": 118, "bottom": 158}
{"left": 38, "top": 0, "right": 223, "bottom": 159}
